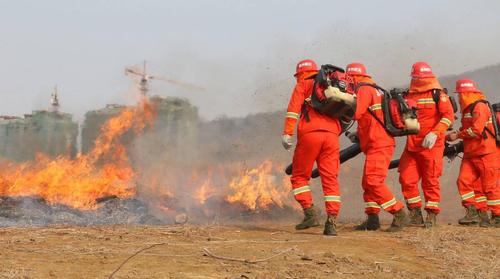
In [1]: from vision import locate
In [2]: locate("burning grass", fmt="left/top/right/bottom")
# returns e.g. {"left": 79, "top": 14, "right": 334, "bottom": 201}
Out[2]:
{"left": 0, "top": 100, "right": 297, "bottom": 225}
{"left": 0, "top": 101, "right": 155, "bottom": 210}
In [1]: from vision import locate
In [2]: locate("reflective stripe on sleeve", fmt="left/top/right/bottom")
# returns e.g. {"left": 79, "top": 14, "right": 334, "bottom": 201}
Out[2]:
{"left": 292, "top": 185, "right": 311, "bottom": 196}
{"left": 439, "top": 118, "right": 452, "bottom": 126}
{"left": 466, "top": 128, "right": 477, "bottom": 137}
{"left": 463, "top": 113, "right": 472, "bottom": 118}
{"left": 369, "top": 103, "right": 382, "bottom": 111}
{"left": 285, "top": 112, "right": 299, "bottom": 120}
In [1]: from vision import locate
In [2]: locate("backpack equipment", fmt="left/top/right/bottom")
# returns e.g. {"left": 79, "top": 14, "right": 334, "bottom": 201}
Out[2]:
{"left": 432, "top": 88, "right": 458, "bottom": 113}
{"left": 431, "top": 88, "right": 457, "bottom": 131}
{"left": 467, "top": 100, "right": 500, "bottom": 146}
{"left": 356, "top": 85, "right": 420, "bottom": 137}
{"left": 308, "top": 64, "right": 355, "bottom": 120}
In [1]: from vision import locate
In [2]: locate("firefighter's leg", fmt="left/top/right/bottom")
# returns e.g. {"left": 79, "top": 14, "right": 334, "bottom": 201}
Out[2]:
{"left": 316, "top": 132, "right": 341, "bottom": 236}
{"left": 366, "top": 146, "right": 404, "bottom": 214}
{"left": 473, "top": 178, "right": 488, "bottom": 212}
{"left": 420, "top": 147, "right": 444, "bottom": 215}
{"left": 291, "top": 132, "right": 323, "bottom": 230}
{"left": 291, "top": 132, "right": 323, "bottom": 209}
{"left": 473, "top": 178, "right": 490, "bottom": 227}
{"left": 362, "top": 156, "right": 382, "bottom": 215}
{"left": 480, "top": 153, "right": 500, "bottom": 217}
{"left": 316, "top": 132, "right": 341, "bottom": 216}
{"left": 457, "top": 158, "right": 480, "bottom": 208}
{"left": 399, "top": 150, "right": 422, "bottom": 209}
{"left": 457, "top": 157, "right": 481, "bottom": 225}
{"left": 355, "top": 152, "right": 381, "bottom": 231}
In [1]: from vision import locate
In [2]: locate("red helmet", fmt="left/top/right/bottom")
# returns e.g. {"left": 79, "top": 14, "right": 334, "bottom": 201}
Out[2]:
{"left": 346, "top": 62, "right": 370, "bottom": 77}
{"left": 411, "top": 61, "right": 435, "bottom": 78}
{"left": 294, "top": 59, "right": 317, "bottom": 77}
{"left": 455, "top": 78, "right": 481, "bottom": 94}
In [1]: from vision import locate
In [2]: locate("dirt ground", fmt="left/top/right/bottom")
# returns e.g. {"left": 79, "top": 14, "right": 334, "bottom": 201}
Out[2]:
{"left": 0, "top": 223, "right": 498, "bottom": 279}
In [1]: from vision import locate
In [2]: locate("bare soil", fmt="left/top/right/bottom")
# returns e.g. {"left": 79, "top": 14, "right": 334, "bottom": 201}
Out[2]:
{"left": 0, "top": 223, "right": 498, "bottom": 279}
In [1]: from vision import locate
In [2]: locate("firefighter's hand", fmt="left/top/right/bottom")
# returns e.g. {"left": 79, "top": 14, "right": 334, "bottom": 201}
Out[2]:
{"left": 324, "top": 86, "right": 342, "bottom": 101}
{"left": 446, "top": 131, "right": 459, "bottom": 142}
{"left": 422, "top": 132, "right": 438, "bottom": 149}
{"left": 282, "top": 134, "right": 293, "bottom": 151}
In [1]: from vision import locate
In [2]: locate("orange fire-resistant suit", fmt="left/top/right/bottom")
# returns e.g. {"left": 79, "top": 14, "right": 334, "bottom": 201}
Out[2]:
{"left": 284, "top": 73, "right": 342, "bottom": 215}
{"left": 398, "top": 78, "right": 454, "bottom": 214}
{"left": 352, "top": 76, "right": 404, "bottom": 215}
{"left": 456, "top": 98, "right": 500, "bottom": 216}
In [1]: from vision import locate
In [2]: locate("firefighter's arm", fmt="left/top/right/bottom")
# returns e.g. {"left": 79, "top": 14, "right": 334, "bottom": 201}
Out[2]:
{"left": 283, "top": 82, "right": 306, "bottom": 136}
{"left": 353, "top": 87, "right": 372, "bottom": 120}
{"left": 432, "top": 92, "right": 454, "bottom": 135}
{"left": 458, "top": 103, "right": 489, "bottom": 139}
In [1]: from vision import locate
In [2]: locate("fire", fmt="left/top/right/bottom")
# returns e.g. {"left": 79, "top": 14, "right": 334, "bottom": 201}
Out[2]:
{"left": 225, "top": 160, "right": 293, "bottom": 210}
{"left": 0, "top": 101, "right": 156, "bottom": 210}
{"left": 195, "top": 177, "right": 216, "bottom": 205}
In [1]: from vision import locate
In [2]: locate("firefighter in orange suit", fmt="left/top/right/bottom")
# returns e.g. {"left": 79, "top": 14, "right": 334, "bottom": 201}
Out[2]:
{"left": 398, "top": 62, "right": 454, "bottom": 228}
{"left": 282, "top": 59, "right": 342, "bottom": 236}
{"left": 447, "top": 79, "right": 500, "bottom": 227}
{"left": 345, "top": 63, "right": 408, "bottom": 232}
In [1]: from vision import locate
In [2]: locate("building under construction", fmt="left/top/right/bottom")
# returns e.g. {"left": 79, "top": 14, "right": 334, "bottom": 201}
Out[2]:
{"left": 0, "top": 110, "right": 78, "bottom": 162}
{"left": 81, "top": 95, "right": 199, "bottom": 165}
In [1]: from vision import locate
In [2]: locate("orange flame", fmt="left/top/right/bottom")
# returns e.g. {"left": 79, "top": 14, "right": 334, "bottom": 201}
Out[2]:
{"left": 225, "top": 160, "right": 292, "bottom": 210}
{"left": 195, "top": 177, "right": 216, "bottom": 205}
{"left": 0, "top": 101, "right": 156, "bottom": 210}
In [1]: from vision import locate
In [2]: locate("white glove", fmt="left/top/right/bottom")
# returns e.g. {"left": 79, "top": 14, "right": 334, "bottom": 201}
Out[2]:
{"left": 282, "top": 134, "right": 293, "bottom": 151}
{"left": 324, "top": 86, "right": 342, "bottom": 101}
{"left": 422, "top": 132, "right": 438, "bottom": 149}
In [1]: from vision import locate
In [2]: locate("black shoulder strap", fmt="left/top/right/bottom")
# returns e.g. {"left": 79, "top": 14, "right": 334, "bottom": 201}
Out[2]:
{"left": 467, "top": 100, "right": 496, "bottom": 138}
{"left": 466, "top": 99, "right": 488, "bottom": 115}
{"left": 356, "top": 82, "right": 386, "bottom": 126}
{"left": 432, "top": 89, "right": 441, "bottom": 104}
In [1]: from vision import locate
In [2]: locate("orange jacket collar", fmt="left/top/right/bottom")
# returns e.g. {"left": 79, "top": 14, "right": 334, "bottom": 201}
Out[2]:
{"left": 296, "top": 71, "right": 318, "bottom": 81}
{"left": 409, "top": 77, "right": 442, "bottom": 93}
{"left": 459, "top": 92, "right": 485, "bottom": 112}
{"left": 353, "top": 76, "right": 375, "bottom": 85}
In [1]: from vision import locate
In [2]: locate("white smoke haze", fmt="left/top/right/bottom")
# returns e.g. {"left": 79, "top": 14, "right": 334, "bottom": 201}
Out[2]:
{"left": 0, "top": 1, "right": 499, "bottom": 224}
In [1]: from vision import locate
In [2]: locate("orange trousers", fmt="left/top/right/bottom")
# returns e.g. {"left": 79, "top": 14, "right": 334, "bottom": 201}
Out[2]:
{"left": 399, "top": 146, "right": 444, "bottom": 214}
{"left": 362, "top": 146, "right": 404, "bottom": 214}
{"left": 472, "top": 179, "right": 488, "bottom": 212}
{"left": 457, "top": 152, "right": 500, "bottom": 216}
{"left": 291, "top": 131, "right": 340, "bottom": 215}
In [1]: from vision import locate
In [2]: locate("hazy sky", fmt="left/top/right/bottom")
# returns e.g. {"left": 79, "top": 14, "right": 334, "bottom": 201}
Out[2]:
{"left": 1, "top": 0, "right": 499, "bottom": 121}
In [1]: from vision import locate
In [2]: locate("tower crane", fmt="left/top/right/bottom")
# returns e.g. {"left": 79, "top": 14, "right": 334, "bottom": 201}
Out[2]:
{"left": 125, "top": 61, "right": 204, "bottom": 98}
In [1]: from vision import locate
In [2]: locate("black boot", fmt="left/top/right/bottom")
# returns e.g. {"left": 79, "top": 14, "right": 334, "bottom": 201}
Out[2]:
{"left": 424, "top": 211, "right": 437, "bottom": 229}
{"left": 295, "top": 206, "right": 319, "bottom": 230}
{"left": 493, "top": 215, "right": 500, "bottom": 228}
{"left": 387, "top": 209, "right": 409, "bottom": 232}
{"left": 323, "top": 215, "right": 337, "bottom": 236}
{"left": 478, "top": 210, "right": 491, "bottom": 228}
{"left": 458, "top": 205, "right": 480, "bottom": 225}
{"left": 355, "top": 214, "right": 380, "bottom": 231}
{"left": 408, "top": 207, "right": 424, "bottom": 226}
